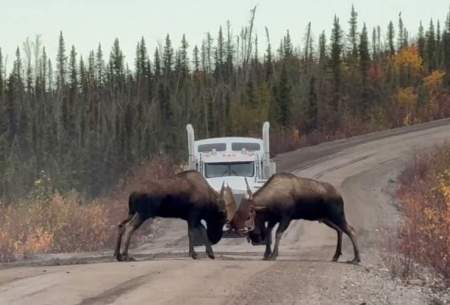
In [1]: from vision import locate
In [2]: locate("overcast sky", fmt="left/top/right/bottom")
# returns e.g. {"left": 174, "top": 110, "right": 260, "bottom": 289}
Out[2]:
{"left": 1, "top": 0, "right": 449, "bottom": 69}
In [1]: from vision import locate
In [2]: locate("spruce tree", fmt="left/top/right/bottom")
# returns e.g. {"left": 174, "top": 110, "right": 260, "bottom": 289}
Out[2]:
{"left": 154, "top": 48, "right": 161, "bottom": 79}
{"left": 283, "top": 30, "right": 293, "bottom": 58}
{"left": 330, "top": 15, "right": 343, "bottom": 112}
{"left": 109, "top": 38, "right": 125, "bottom": 90}
{"left": 265, "top": 27, "right": 273, "bottom": 80}
{"left": 436, "top": 21, "right": 442, "bottom": 66}
{"left": 319, "top": 31, "right": 327, "bottom": 67}
{"left": 372, "top": 28, "right": 377, "bottom": 59}
{"left": 348, "top": 5, "right": 359, "bottom": 61}
{"left": 180, "top": 34, "right": 189, "bottom": 78}
{"left": 69, "top": 46, "right": 78, "bottom": 91}
{"left": 192, "top": 46, "right": 200, "bottom": 73}
{"left": 96, "top": 44, "right": 105, "bottom": 85}
{"left": 426, "top": 19, "right": 436, "bottom": 71}
{"left": 418, "top": 22, "right": 426, "bottom": 60}
{"left": 387, "top": 21, "right": 395, "bottom": 55}
{"left": 162, "top": 34, "right": 173, "bottom": 78}
{"left": 398, "top": 13, "right": 405, "bottom": 50}
{"left": 277, "top": 62, "right": 291, "bottom": 126}
{"left": 56, "top": 31, "right": 67, "bottom": 90}
{"left": 225, "top": 21, "right": 234, "bottom": 80}
{"left": 215, "top": 27, "right": 225, "bottom": 79}
{"left": 305, "top": 76, "right": 318, "bottom": 132}
{"left": 359, "top": 24, "right": 370, "bottom": 113}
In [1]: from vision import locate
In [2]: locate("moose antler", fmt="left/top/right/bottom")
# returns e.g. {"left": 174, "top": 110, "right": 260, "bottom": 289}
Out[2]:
{"left": 244, "top": 178, "right": 253, "bottom": 199}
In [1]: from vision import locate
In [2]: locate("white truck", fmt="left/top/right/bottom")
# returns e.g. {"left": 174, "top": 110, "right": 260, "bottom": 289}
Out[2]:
{"left": 186, "top": 122, "right": 276, "bottom": 204}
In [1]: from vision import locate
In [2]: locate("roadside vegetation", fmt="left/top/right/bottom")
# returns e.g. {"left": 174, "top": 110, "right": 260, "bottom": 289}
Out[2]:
{"left": 0, "top": 157, "right": 175, "bottom": 262}
{"left": 390, "top": 144, "right": 450, "bottom": 286}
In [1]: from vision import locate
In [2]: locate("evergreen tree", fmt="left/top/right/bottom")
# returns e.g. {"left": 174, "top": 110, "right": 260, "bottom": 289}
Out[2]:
{"left": 162, "top": 34, "right": 173, "bottom": 78}
{"left": 319, "top": 31, "right": 327, "bottom": 67}
{"left": 426, "top": 19, "right": 436, "bottom": 71}
{"left": 69, "top": 45, "right": 78, "bottom": 91}
{"left": 436, "top": 21, "right": 442, "bottom": 66}
{"left": 387, "top": 21, "right": 395, "bottom": 55}
{"left": 330, "top": 16, "right": 343, "bottom": 112}
{"left": 418, "top": 22, "right": 426, "bottom": 60}
{"left": 225, "top": 21, "right": 234, "bottom": 80}
{"left": 305, "top": 76, "right": 318, "bottom": 132}
{"left": 215, "top": 27, "right": 225, "bottom": 79}
{"left": 109, "top": 38, "right": 125, "bottom": 90}
{"left": 348, "top": 5, "right": 359, "bottom": 61}
{"left": 180, "top": 34, "right": 189, "bottom": 78}
{"left": 96, "top": 44, "right": 105, "bottom": 85}
{"left": 154, "top": 48, "right": 161, "bottom": 78}
{"left": 398, "top": 13, "right": 406, "bottom": 50}
{"left": 304, "top": 22, "right": 314, "bottom": 72}
{"left": 372, "top": 28, "right": 377, "bottom": 59}
{"left": 276, "top": 62, "right": 291, "bottom": 126}
{"left": 283, "top": 30, "right": 293, "bottom": 58}
{"left": 56, "top": 31, "right": 67, "bottom": 90}
{"left": 359, "top": 24, "right": 370, "bottom": 112}
{"left": 192, "top": 46, "right": 200, "bottom": 73}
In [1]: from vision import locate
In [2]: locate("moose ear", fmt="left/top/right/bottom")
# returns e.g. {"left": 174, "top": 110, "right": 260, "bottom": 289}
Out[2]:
{"left": 244, "top": 178, "right": 253, "bottom": 199}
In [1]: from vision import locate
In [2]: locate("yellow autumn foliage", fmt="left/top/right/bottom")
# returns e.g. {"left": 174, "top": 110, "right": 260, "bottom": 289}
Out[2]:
{"left": 423, "top": 70, "right": 446, "bottom": 95}
{"left": 392, "top": 87, "right": 418, "bottom": 125}
{"left": 391, "top": 47, "right": 423, "bottom": 79}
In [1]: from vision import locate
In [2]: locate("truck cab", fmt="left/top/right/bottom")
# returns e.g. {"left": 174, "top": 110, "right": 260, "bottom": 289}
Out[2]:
{"left": 186, "top": 122, "right": 276, "bottom": 203}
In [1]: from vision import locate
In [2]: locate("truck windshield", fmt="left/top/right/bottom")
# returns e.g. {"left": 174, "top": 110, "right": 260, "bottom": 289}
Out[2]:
{"left": 205, "top": 162, "right": 254, "bottom": 178}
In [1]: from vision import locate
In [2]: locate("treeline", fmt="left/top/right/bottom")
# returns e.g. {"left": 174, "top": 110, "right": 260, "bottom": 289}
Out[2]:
{"left": 1, "top": 7, "right": 450, "bottom": 200}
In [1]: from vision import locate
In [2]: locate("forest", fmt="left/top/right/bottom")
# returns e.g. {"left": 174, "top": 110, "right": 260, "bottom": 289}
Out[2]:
{"left": 1, "top": 6, "right": 450, "bottom": 201}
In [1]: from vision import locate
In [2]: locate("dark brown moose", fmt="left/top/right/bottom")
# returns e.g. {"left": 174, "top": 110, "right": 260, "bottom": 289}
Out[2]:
{"left": 229, "top": 173, "right": 361, "bottom": 263}
{"left": 114, "top": 170, "right": 228, "bottom": 261}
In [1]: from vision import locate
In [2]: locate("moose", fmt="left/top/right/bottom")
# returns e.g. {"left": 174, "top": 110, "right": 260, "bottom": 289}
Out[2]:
{"left": 114, "top": 170, "right": 229, "bottom": 261}
{"left": 229, "top": 173, "right": 361, "bottom": 263}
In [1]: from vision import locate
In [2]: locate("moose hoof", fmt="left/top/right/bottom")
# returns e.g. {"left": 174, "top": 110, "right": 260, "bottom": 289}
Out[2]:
{"left": 346, "top": 258, "right": 361, "bottom": 265}
{"left": 207, "top": 252, "right": 215, "bottom": 259}
{"left": 190, "top": 252, "right": 199, "bottom": 260}
{"left": 120, "top": 255, "right": 136, "bottom": 262}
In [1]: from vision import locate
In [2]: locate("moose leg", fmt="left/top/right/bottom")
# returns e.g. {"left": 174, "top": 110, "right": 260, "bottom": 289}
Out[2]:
{"left": 120, "top": 214, "right": 144, "bottom": 261}
{"left": 270, "top": 218, "right": 291, "bottom": 260}
{"left": 322, "top": 220, "right": 343, "bottom": 262}
{"left": 198, "top": 223, "right": 215, "bottom": 259}
{"left": 263, "top": 221, "right": 276, "bottom": 260}
{"left": 187, "top": 221, "right": 199, "bottom": 259}
{"left": 339, "top": 221, "right": 361, "bottom": 264}
{"left": 114, "top": 216, "right": 132, "bottom": 261}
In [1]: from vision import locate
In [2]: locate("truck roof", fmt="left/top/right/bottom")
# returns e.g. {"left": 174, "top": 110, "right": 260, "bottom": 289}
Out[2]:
{"left": 194, "top": 137, "right": 263, "bottom": 145}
